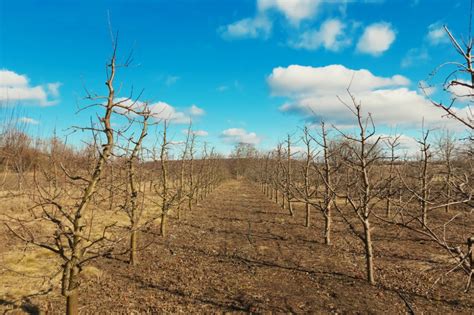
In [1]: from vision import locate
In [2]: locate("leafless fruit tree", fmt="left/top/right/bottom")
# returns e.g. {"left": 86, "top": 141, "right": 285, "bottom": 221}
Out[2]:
{"left": 330, "top": 90, "right": 387, "bottom": 285}
{"left": 118, "top": 111, "right": 151, "bottom": 266}
{"left": 2, "top": 41, "right": 142, "bottom": 314}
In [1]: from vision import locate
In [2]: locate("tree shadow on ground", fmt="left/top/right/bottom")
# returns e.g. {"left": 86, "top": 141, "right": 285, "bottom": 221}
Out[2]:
{"left": 0, "top": 298, "right": 40, "bottom": 315}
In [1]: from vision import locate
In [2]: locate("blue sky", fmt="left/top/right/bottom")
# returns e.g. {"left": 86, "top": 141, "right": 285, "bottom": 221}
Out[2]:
{"left": 0, "top": 0, "right": 471, "bottom": 154}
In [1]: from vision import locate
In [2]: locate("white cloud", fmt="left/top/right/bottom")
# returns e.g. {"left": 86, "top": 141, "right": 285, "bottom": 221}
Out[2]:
{"left": 18, "top": 117, "right": 39, "bottom": 125}
{"left": 181, "top": 129, "right": 209, "bottom": 137}
{"left": 401, "top": 48, "right": 429, "bottom": 68}
{"left": 289, "top": 145, "right": 307, "bottom": 158}
{"left": 418, "top": 80, "right": 436, "bottom": 96}
{"left": 426, "top": 23, "right": 449, "bottom": 45}
{"left": 0, "top": 69, "right": 60, "bottom": 106}
{"left": 219, "top": 15, "right": 272, "bottom": 40}
{"left": 47, "top": 82, "right": 61, "bottom": 97}
{"left": 188, "top": 104, "right": 205, "bottom": 116}
{"left": 0, "top": 70, "right": 28, "bottom": 86}
{"left": 356, "top": 22, "right": 396, "bottom": 56}
{"left": 148, "top": 101, "right": 190, "bottom": 123}
{"left": 378, "top": 134, "right": 420, "bottom": 157}
{"left": 258, "top": 0, "right": 321, "bottom": 25}
{"left": 268, "top": 64, "right": 469, "bottom": 129}
{"left": 219, "top": 0, "right": 362, "bottom": 41}
{"left": 447, "top": 79, "right": 474, "bottom": 99}
{"left": 193, "top": 130, "right": 208, "bottom": 137}
{"left": 291, "top": 19, "right": 351, "bottom": 51}
{"left": 113, "top": 97, "right": 195, "bottom": 124}
{"left": 268, "top": 64, "right": 409, "bottom": 97}
{"left": 221, "top": 128, "right": 261, "bottom": 145}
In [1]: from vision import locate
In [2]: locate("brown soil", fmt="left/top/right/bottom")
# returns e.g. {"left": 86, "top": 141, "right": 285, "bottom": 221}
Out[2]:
{"left": 2, "top": 179, "right": 473, "bottom": 314}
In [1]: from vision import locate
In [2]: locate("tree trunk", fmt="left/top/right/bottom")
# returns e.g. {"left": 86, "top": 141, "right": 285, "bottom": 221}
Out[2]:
{"left": 324, "top": 206, "right": 331, "bottom": 245}
{"left": 422, "top": 199, "right": 427, "bottom": 227}
{"left": 287, "top": 193, "right": 293, "bottom": 216}
{"left": 467, "top": 237, "right": 473, "bottom": 291}
{"left": 130, "top": 230, "right": 138, "bottom": 266}
{"left": 286, "top": 135, "right": 293, "bottom": 216}
{"left": 66, "top": 290, "right": 78, "bottom": 315}
{"left": 160, "top": 212, "right": 167, "bottom": 237}
{"left": 469, "top": 237, "right": 473, "bottom": 270}
{"left": 363, "top": 219, "right": 375, "bottom": 285}
{"left": 420, "top": 132, "right": 429, "bottom": 227}
{"left": 188, "top": 195, "right": 193, "bottom": 211}
{"left": 64, "top": 264, "right": 80, "bottom": 315}
{"left": 305, "top": 203, "right": 310, "bottom": 227}
{"left": 445, "top": 172, "right": 451, "bottom": 213}
{"left": 108, "top": 165, "right": 114, "bottom": 211}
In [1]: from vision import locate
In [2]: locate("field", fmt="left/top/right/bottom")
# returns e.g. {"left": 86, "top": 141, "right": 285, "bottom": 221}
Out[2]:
{"left": 1, "top": 179, "right": 472, "bottom": 314}
{"left": 2, "top": 2, "right": 474, "bottom": 313}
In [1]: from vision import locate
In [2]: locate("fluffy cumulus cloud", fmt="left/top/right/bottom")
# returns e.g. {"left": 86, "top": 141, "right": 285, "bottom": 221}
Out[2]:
{"left": 114, "top": 98, "right": 204, "bottom": 124}
{"left": 0, "top": 69, "right": 60, "bottom": 106}
{"left": 219, "top": 0, "right": 360, "bottom": 42}
{"left": 188, "top": 104, "right": 205, "bottom": 116}
{"left": 219, "top": 15, "right": 272, "bottom": 40}
{"left": 426, "top": 23, "right": 449, "bottom": 45}
{"left": 257, "top": 0, "right": 320, "bottom": 25}
{"left": 290, "top": 19, "right": 351, "bottom": 51}
{"left": 0, "top": 70, "right": 28, "bottom": 86}
{"left": 447, "top": 80, "right": 474, "bottom": 125}
{"left": 447, "top": 79, "right": 473, "bottom": 99}
{"left": 356, "top": 22, "right": 396, "bottom": 56}
{"left": 181, "top": 129, "right": 208, "bottom": 137}
{"left": 268, "top": 64, "right": 409, "bottom": 97}
{"left": 148, "top": 102, "right": 191, "bottom": 123}
{"left": 268, "top": 64, "right": 469, "bottom": 129}
{"left": 221, "top": 128, "right": 261, "bottom": 145}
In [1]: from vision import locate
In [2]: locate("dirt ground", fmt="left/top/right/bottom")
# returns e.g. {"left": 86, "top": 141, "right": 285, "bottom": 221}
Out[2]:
{"left": 1, "top": 179, "right": 473, "bottom": 314}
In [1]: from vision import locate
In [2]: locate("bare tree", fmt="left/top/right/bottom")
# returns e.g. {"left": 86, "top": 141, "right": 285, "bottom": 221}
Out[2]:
{"left": 3, "top": 41, "right": 137, "bottom": 314}
{"left": 272, "top": 143, "right": 283, "bottom": 206}
{"left": 419, "top": 127, "right": 432, "bottom": 227}
{"left": 176, "top": 123, "right": 192, "bottom": 220}
{"left": 377, "top": 187, "right": 473, "bottom": 291}
{"left": 297, "top": 126, "right": 317, "bottom": 228}
{"left": 155, "top": 121, "right": 180, "bottom": 237}
{"left": 121, "top": 112, "right": 150, "bottom": 265}
{"left": 332, "top": 90, "right": 384, "bottom": 285}
{"left": 314, "top": 122, "right": 341, "bottom": 245}
{"left": 382, "top": 135, "right": 400, "bottom": 218}
{"left": 283, "top": 134, "right": 294, "bottom": 216}
{"left": 187, "top": 133, "right": 197, "bottom": 212}
{"left": 436, "top": 130, "right": 457, "bottom": 213}
{"left": 421, "top": 25, "right": 474, "bottom": 129}
{"left": 398, "top": 126, "right": 434, "bottom": 227}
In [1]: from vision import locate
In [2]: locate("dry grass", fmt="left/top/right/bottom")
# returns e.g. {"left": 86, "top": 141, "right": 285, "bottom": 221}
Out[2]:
{"left": 0, "top": 244, "right": 60, "bottom": 301}
{"left": 0, "top": 184, "right": 164, "bottom": 304}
